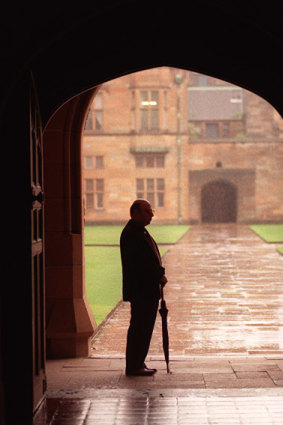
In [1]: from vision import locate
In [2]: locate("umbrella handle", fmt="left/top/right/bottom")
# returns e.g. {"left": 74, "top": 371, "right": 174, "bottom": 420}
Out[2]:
{"left": 160, "top": 284, "right": 164, "bottom": 301}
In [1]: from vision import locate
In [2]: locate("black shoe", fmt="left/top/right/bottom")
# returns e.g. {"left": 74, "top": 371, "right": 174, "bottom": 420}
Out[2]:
{"left": 144, "top": 365, "right": 157, "bottom": 374}
{"left": 126, "top": 367, "right": 155, "bottom": 376}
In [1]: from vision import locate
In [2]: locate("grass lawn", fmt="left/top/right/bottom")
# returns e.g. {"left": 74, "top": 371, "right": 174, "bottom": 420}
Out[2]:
{"left": 85, "top": 246, "right": 122, "bottom": 325}
{"left": 84, "top": 224, "right": 190, "bottom": 245}
{"left": 250, "top": 224, "right": 283, "bottom": 257}
{"left": 84, "top": 225, "right": 190, "bottom": 324}
{"left": 249, "top": 224, "right": 283, "bottom": 243}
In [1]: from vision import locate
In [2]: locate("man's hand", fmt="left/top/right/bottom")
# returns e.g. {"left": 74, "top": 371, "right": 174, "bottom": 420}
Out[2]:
{"left": 160, "top": 275, "right": 168, "bottom": 287}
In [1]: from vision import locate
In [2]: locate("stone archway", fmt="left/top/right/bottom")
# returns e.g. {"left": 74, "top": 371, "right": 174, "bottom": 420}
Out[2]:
{"left": 1, "top": 2, "right": 283, "bottom": 423}
{"left": 201, "top": 180, "right": 237, "bottom": 223}
{"left": 189, "top": 169, "right": 255, "bottom": 224}
{"left": 43, "top": 89, "right": 99, "bottom": 358}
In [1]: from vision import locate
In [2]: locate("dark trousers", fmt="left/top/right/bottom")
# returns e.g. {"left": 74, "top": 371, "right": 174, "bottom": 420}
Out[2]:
{"left": 126, "top": 298, "right": 159, "bottom": 372}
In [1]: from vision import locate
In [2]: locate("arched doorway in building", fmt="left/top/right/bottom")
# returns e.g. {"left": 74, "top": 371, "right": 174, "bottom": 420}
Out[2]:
{"left": 2, "top": 3, "right": 283, "bottom": 424}
{"left": 14, "top": 66, "right": 283, "bottom": 425}
{"left": 201, "top": 180, "right": 237, "bottom": 223}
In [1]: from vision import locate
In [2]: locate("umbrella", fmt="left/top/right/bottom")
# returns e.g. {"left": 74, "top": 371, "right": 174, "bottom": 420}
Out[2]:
{"left": 159, "top": 285, "right": 170, "bottom": 373}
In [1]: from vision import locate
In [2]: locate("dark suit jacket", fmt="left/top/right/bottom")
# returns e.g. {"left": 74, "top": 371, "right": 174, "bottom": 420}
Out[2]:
{"left": 120, "top": 219, "right": 165, "bottom": 302}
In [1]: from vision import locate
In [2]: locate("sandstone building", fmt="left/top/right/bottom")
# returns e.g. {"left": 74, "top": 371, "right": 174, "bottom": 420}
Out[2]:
{"left": 82, "top": 67, "right": 283, "bottom": 224}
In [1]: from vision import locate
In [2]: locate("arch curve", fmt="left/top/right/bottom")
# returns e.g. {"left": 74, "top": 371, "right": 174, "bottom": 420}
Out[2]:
{"left": 28, "top": 1, "right": 283, "bottom": 127}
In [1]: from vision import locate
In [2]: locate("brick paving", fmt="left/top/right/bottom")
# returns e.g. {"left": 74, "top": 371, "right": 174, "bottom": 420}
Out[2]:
{"left": 43, "top": 224, "right": 283, "bottom": 424}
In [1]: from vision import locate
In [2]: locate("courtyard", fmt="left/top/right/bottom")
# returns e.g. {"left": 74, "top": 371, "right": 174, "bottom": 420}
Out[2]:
{"left": 43, "top": 224, "right": 283, "bottom": 424}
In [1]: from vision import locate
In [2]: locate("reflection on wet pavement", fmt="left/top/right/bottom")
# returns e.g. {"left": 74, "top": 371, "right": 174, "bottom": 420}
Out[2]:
{"left": 36, "top": 389, "right": 283, "bottom": 425}
{"left": 91, "top": 224, "right": 283, "bottom": 356}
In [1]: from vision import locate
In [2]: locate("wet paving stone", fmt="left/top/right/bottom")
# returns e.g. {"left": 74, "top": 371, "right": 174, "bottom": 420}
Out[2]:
{"left": 35, "top": 389, "right": 283, "bottom": 425}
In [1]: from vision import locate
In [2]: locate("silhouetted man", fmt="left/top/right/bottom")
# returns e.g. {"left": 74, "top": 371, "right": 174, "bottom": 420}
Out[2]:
{"left": 120, "top": 199, "right": 167, "bottom": 376}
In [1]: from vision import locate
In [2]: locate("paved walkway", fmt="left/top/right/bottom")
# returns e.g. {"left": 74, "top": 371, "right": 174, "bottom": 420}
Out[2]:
{"left": 43, "top": 225, "right": 283, "bottom": 424}
{"left": 91, "top": 224, "right": 283, "bottom": 357}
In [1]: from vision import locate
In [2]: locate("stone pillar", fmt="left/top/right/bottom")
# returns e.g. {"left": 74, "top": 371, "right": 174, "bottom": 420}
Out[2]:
{"left": 43, "top": 90, "right": 97, "bottom": 358}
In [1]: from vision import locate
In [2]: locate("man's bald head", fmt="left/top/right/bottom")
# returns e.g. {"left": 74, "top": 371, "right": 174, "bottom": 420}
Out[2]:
{"left": 130, "top": 199, "right": 148, "bottom": 216}
{"left": 130, "top": 199, "right": 154, "bottom": 226}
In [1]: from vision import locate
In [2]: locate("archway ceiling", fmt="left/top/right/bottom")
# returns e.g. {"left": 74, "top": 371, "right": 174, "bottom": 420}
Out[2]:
{"left": 1, "top": 0, "right": 283, "bottom": 124}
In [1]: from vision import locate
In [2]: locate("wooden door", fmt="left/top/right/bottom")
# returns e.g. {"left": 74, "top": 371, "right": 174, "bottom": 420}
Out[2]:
{"left": 201, "top": 180, "right": 237, "bottom": 223}
{"left": 29, "top": 72, "right": 47, "bottom": 411}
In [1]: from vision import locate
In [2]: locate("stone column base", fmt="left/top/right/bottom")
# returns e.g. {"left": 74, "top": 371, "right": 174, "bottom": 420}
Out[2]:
{"left": 46, "top": 297, "right": 96, "bottom": 359}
